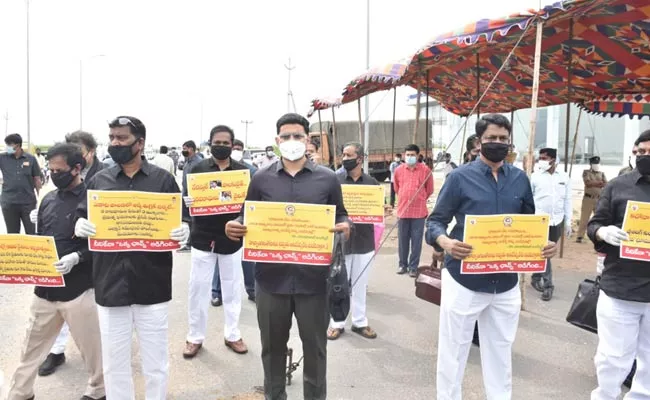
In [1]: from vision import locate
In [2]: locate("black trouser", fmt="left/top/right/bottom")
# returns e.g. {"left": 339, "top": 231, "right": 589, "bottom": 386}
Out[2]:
{"left": 390, "top": 182, "right": 396, "bottom": 207}
{"left": 531, "top": 222, "right": 563, "bottom": 289}
{"left": 257, "top": 285, "right": 328, "bottom": 400}
{"left": 1, "top": 203, "right": 36, "bottom": 234}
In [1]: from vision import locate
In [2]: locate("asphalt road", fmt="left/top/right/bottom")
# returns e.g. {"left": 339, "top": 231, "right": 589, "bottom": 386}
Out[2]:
{"left": 0, "top": 173, "right": 618, "bottom": 400}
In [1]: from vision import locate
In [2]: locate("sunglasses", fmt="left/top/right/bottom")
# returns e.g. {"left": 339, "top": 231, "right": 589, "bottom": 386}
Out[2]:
{"left": 109, "top": 117, "right": 137, "bottom": 129}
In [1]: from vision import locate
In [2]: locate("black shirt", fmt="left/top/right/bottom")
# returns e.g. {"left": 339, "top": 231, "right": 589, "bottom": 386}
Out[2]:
{"left": 588, "top": 169, "right": 650, "bottom": 302}
{"left": 0, "top": 152, "right": 42, "bottom": 206}
{"left": 77, "top": 160, "right": 181, "bottom": 307}
{"left": 338, "top": 171, "right": 377, "bottom": 255}
{"left": 35, "top": 182, "right": 93, "bottom": 302}
{"left": 189, "top": 157, "right": 248, "bottom": 254}
{"left": 237, "top": 158, "right": 349, "bottom": 295}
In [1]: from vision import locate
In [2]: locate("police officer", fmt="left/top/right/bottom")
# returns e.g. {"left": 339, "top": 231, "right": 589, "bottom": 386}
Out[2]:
{"left": 576, "top": 156, "right": 607, "bottom": 243}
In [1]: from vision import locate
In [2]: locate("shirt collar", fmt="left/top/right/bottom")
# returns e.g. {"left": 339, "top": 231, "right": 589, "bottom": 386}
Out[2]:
{"left": 345, "top": 171, "right": 367, "bottom": 182}
{"left": 109, "top": 158, "right": 153, "bottom": 178}
{"left": 475, "top": 158, "right": 509, "bottom": 177}
{"left": 274, "top": 157, "right": 316, "bottom": 174}
{"left": 57, "top": 181, "right": 86, "bottom": 197}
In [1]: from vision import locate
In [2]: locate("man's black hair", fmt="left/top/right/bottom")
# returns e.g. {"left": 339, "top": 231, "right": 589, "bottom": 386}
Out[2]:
{"left": 209, "top": 125, "right": 234, "bottom": 144}
{"left": 276, "top": 113, "right": 310, "bottom": 135}
{"left": 233, "top": 139, "right": 245, "bottom": 148}
{"left": 46, "top": 142, "right": 86, "bottom": 169}
{"left": 405, "top": 144, "right": 420, "bottom": 153}
{"left": 183, "top": 140, "right": 197, "bottom": 151}
{"left": 4, "top": 133, "right": 22, "bottom": 146}
{"left": 159, "top": 145, "right": 169, "bottom": 154}
{"left": 635, "top": 130, "right": 650, "bottom": 146}
{"left": 475, "top": 114, "right": 512, "bottom": 138}
{"left": 109, "top": 116, "right": 146, "bottom": 139}
{"left": 539, "top": 148, "right": 557, "bottom": 159}
{"left": 65, "top": 130, "right": 98, "bottom": 151}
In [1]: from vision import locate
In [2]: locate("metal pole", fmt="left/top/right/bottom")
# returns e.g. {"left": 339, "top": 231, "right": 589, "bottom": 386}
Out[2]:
{"left": 476, "top": 52, "right": 481, "bottom": 118}
{"left": 317, "top": 110, "right": 325, "bottom": 164}
{"left": 560, "top": 18, "right": 574, "bottom": 259}
{"left": 241, "top": 120, "right": 253, "bottom": 146}
{"left": 26, "top": 0, "right": 31, "bottom": 149}
{"left": 390, "top": 88, "right": 396, "bottom": 163}
{"left": 331, "top": 108, "right": 339, "bottom": 169}
{"left": 284, "top": 58, "right": 295, "bottom": 113}
{"left": 425, "top": 69, "right": 430, "bottom": 165}
{"left": 363, "top": 0, "right": 370, "bottom": 171}
{"left": 79, "top": 59, "right": 83, "bottom": 130}
{"left": 357, "top": 99, "right": 363, "bottom": 143}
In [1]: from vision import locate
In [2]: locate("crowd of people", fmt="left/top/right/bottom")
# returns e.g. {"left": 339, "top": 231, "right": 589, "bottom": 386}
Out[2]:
{"left": 0, "top": 111, "right": 648, "bottom": 400}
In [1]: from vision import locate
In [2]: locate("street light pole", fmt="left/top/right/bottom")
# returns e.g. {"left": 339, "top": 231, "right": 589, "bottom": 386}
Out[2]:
{"left": 363, "top": 0, "right": 370, "bottom": 171}
{"left": 241, "top": 120, "right": 253, "bottom": 146}
{"left": 25, "top": 0, "right": 31, "bottom": 149}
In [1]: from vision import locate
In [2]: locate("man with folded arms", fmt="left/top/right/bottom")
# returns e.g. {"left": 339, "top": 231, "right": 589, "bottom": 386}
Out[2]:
{"left": 426, "top": 114, "right": 556, "bottom": 399}
{"left": 7, "top": 143, "right": 105, "bottom": 400}
{"left": 74, "top": 116, "right": 188, "bottom": 400}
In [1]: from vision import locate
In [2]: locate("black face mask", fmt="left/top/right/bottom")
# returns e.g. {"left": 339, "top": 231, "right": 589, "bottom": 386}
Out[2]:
{"left": 637, "top": 155, "right": 650, "bottom": 175}
{"left": 480, "top": 142, "right": 510, "bottom": 163}
{"left": 181, "top": 150, "right": 190, "bottom": 158}
{"left": 108, "top": 140, "right": 138, "bottom": 165}
{"left": 211, "top": 145, "right": 232, "bottom": 161}
{"left": 51, "top": 170, "right": 76, "bottom": 190}
{"left": 342, "top": 158, "right": 359, "bottom": 172}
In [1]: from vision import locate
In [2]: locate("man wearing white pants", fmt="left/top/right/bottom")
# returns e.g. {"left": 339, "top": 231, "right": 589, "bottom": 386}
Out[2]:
{"left": 74, "top": 116, "right": 189, "bottom": 400}
{"left": 182, "top": 125, "right": 249, "bottom": 358}
{"left": 588, "top": 130, "right": 650, "bottom": 400}
{"left": 327, "top": 142, "right": 378, "bottom": 340}
{"left": 426, "top": 114, "right": 556, "bottom": 399}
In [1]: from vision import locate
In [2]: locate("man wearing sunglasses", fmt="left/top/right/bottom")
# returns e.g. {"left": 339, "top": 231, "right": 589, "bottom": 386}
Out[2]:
{"left": 73, "top": 116, "right": 189, "bottom": 400}
{"left": 226, "top": 113, "right": 351, "bottom": 400}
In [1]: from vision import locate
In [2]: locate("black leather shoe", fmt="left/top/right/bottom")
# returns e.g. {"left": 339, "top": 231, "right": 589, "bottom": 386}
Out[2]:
{"left": 211, "top": 297, "right": 222, "bottom": 307}
{"left": 541, "top": 287, "right": 554, "bottom": 301}
{"left": 248, "top": 293, "right": 255, "bottom": 302}
{"left": 531, "top": 280, "right": 544, "bottom": 293}
{"left": 472, "top": 324, "right": 480, "bottom": 347}
{"left": 38, "top": 352, "right": 65, "bottom": 376}
{"left": 81, "top": 396, "right": 106, "bottom": 400}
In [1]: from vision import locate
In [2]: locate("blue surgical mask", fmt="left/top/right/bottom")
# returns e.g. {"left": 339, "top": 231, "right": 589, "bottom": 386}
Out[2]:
{"left": 6, "top": 146, "right": 15, "bottom": 155}
{"left": 406, "top": 155, "right": 417, "bottom": 165}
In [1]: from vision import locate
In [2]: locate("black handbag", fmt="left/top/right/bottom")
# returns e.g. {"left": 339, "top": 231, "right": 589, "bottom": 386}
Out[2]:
{"left": 328, "top": 232, "right": 350, "bottom": 323}
{"left": 566, "top": 277, "right": 600, "bottom": 334}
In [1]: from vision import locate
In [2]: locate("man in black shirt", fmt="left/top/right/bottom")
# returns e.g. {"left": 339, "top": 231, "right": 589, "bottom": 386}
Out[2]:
{"left": 226, "top": 113, "right": 350, "bottom": 400}
{"left": 588, "top": 130, "right": 650, "bottom": 399}
{"left": 182, "top": 125, "right": 248, "bottom": 358}
{"left": 73, "top": 116, "right": 188, "bottom": 400}
{"left": 327, "top": 142, "right": 378, "bottom": 341}
{"left": 7, "top": 143, "right": 105, "bottom": 400}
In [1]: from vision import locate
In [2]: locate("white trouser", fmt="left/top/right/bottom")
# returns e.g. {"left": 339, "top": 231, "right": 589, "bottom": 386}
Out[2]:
{"left": 50, "top": 322, "right": 70, "bottom": 354}
{"left": 187, "top": 247, "right": 243, "bottom": 343}
{"left": 592, "top": 290, "right": 650, "bottom": 400}
{"left": 97, "top": 302, "right": 169, "bottom": 400}
{"left": 330, "top": 251, "right": 374, "bottom": 329}
{"left": 437, "top": 268, "right": 521, "bottom": 400}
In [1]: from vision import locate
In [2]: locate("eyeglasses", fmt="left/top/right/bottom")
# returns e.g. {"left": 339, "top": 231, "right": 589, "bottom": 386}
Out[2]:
{"left": 109, "top": 117, "right": 137, "bottom": 129}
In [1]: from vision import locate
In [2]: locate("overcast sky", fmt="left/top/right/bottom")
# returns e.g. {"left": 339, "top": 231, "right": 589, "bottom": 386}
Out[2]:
{"left": 0, "top": 0, "right": 553, "bottom": 148}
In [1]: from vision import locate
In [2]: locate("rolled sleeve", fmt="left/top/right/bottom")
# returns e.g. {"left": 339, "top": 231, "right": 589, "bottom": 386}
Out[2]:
{"left": 426, "top": 173, "right": 459, "bottom": 252}
{"left": 587, "top": 183, "right": 613, "bottom": 252}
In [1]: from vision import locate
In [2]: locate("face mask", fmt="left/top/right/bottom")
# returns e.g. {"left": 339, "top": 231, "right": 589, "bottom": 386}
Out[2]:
{"left": 537, "top": 160, "right": 551, "bottom": 172}
{"left": 342, "top": 158, "right": 359, "bottom": 171}
{"left": 279, "top": 141, "right": 305, "bottom": 161}
{"left": 181, "top": 150, "right": 190, "bottom": 158}
{"left": 211, "top": 145, "right": 232, "bottom": 161}
{"left": 6, "top": 146, "right": 15, "bottom": 155}
{"left": 406, "top": 156, "right": 417, "bottom": 165}
{"left": 51, "top": 170, "right": 76, "bottom": 189}
{"left": 637, "top": 155, "right": 650, "bottom": 175}
{"left": 591, "top": 164, "right": 600, "bottom": 172}
{"left": 394, "top": 158, "right": 400, "bottom": 162}
{"left": 108, "top": 140, "right": 138, "bottom": 165}
{"left": 267, "top": 150, "right": 275, "bottom": 158}
{"left": 480, "top": 142, "right": 510, "bottom": 163}
{"left": 231, "top": 150, "right": 243, "bottom": 161}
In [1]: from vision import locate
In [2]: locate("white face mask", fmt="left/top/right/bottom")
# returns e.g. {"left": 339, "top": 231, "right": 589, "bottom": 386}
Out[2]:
{"left": 537, "top": 160, "right": 551, "bottom": 172}
{"left": 266, "top": 150, "right": 275, "bottom": 158}
{"left": 231, "top": 150, "right": 243, "bottom": 161}
{"left": 279, "top": 141, "right": 306, "bottom": 161}
{"left": 591, "top": 164, "right": 600, "bottom": 172}
{"left": 406, "top": 155, "right": 417, "bottom": 165}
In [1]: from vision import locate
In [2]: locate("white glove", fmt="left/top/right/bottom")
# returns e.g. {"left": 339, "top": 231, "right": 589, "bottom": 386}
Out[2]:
{"left": 74, "top": 218, "right": 97, "bottom": 237}
{"left": 54, "top": 252, "right": 80, "bottom": 275}
{"left": 29, "top": 209, "right": 38, "bottom": 224}
{"left": 596, "top": 225, "right": 629, "bottom": 247}
{"left": 183, "top": 196, "right": 194, "bottom": 207}
{"left": 565, "top": 223, "right": 572, "bottom": 238}
{"left": 170, "top": 222, "right": 190, "bottom": 246}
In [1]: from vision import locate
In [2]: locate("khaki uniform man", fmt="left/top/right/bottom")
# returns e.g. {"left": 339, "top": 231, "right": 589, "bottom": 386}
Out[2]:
{"left": 576, "top": 156, "right": 607, "bottom": 242}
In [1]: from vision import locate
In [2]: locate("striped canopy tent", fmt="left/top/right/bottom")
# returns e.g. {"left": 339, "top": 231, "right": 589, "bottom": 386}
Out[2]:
{"left": 405, "top": 0, "right": 650, "bottom": 118}
{"left": 307, "top": 97, "right": 342, "bottom": 118}
{"left": 340, "top": 59, "right": 409, "bottom": 104}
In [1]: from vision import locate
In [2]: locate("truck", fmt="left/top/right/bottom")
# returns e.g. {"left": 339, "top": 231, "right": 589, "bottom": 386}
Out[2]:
{"left": 309, "top": 119, "right": 435, "bottom": 181}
